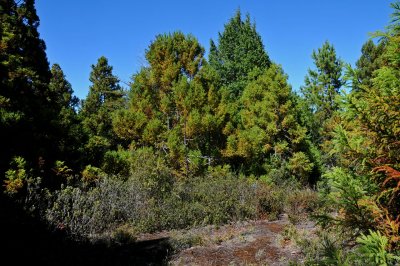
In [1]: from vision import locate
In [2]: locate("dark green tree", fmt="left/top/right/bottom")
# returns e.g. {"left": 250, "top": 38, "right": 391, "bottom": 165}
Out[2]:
{"left": 300, "top": 41, "right": 344, "bottom": 146}
{"left": 209, "top": 10, "right": 271, "bottom": 98}
{"left": 80, "top": 56, "right": 125, "bottom": 166}
{"left": 0, "top": 0, "right": 56, "bottom": 176}
{"left": 352, "top": 40, "right": 385, "bottom": 92}
{"left": 49, "top": 64, "right": 82, "bottom": 167}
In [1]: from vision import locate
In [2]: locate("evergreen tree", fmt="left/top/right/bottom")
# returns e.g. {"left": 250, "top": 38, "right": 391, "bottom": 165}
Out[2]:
{"left": 352, "top": 40, "right": 385, "bottom": 92}
{"left": 325, "top": 3, "right": 400, "bottom": 250}
{"left": 209, "top": 10, "right": 271, "bottom": 98}
{"left": 0, "top": 0, "right": 55, "bottom": 175}
{"left": 224, "top": 64, "right": 313, "bottom": 183}
{"left": 80, "top": 56, "right": 125, "bottom": 166}
{"left": 300, "top": 41, "right": 344, "bottom": 148}
{"left": 113, "top": 32, "right": 223, "bottom": 176}
{"left": 49, "top": 64, "right": 82, "bottom": 166}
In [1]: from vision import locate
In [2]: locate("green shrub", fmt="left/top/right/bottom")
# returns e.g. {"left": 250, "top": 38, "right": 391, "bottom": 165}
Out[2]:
{"left": 82, "top": 165, "right": 104, "bottom": 184}
{"left": 356, "top": 230, "right": 400, "bottom": 265}
{"left": 4, "top": 156, "right": 29, "bottom": 195}
{"left": 102, "top": 150, "right": 130, "bottom": 177}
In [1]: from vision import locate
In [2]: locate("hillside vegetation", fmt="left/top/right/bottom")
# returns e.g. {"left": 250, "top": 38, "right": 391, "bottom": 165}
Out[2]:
{"left": 1, "top": 1, "right": 399, "bottom": 264}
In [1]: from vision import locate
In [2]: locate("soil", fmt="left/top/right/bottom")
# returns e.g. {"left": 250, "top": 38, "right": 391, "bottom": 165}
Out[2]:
{"left": 164, "top": 214, "right": 309, "bottom": 265}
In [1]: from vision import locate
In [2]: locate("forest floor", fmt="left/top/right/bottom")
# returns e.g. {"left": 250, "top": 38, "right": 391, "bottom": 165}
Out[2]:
{"left": 135, "top": 215, "right": 316, "bottom": 265}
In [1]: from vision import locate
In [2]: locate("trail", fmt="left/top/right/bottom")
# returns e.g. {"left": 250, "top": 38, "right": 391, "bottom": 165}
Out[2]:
{"left": 168, "top": 216, "right": 306, "bottom": 265}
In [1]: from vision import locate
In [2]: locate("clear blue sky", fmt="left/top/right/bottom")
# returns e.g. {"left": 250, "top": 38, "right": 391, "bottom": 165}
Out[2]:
{"left": 36, "top": 1, "right": 393, "bottom": 100}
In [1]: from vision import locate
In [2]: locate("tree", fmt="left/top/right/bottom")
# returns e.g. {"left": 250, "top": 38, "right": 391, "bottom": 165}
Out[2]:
{"left": 80, "top": 56, "right": 125, "bottom": 166}
{"left": 0, "top": 0, "right": 56, "bottom": 176}
{"left": 209, "top": 10, "right": 271, "bottom": 99}
{"left": 325, "top": 2, "right": 400, "bottom": 250}
{"left": 224, "top": 64, "right": 313, "bottom": 183}
{"left": 300, "top": 42, "right": 344, "bottom": 170}
{"left": 355, "top": 40, "right": 385, "bottom": 89}
{"left": 113, "top": 32, "right": 224, "bottom": 176}
{"left": 49, "top": 64, "right": 82, "bottom": 167}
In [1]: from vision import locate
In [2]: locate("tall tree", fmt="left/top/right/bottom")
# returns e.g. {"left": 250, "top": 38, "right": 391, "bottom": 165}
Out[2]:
{"left": 113, "top": 32, "right": 223, "bottom": 176}
{"left": 0, "top": 0, "right": 56, "bottom": 175}
{"left": 49, "top": 64, "right": 82, "bottom": 166}
{"left": 209, "top": 10, "right": 271, "bottom": 99}
{"left": 352, "top": 40, "right": 386, "bottom": 92}
{"left": 324, "top": 3, "right": 400, "bottom": 250}
{"left": 80, "top": 56, "right": 125, "bottom": 166}
{"left": 223, "top": 64, "right": 313, "bottom": 183}
{"left": 300, "top": 41, "right": 344, "bottom": 146}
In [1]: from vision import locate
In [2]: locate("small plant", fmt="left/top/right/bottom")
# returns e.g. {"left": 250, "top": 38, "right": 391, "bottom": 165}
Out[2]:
{"left": 4, "top": 156, "right": 29, "bottom": 195}
{"left": 356, "top": 230, "right": 400, "bottom": 265}
{"left": 82, "top": 165, "right": 104, "bottom": 184}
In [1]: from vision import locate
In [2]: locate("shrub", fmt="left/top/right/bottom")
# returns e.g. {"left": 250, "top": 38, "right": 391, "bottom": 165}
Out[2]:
{"left": 4, "top": 156, "right": 29, "bottom": 195}
{"left": 285, "top": 188, "right": 319, "bottom": 224}
{"left": 356, "top": 230, "right": 400, "bottom": 265}
{"left": 102, "top": 150, "right": 131, "bottom": 177}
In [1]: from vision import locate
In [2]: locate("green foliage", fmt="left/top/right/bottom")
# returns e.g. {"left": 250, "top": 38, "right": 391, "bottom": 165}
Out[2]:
{"left": 45, "top": 164, "right": 312, "bottom": 239}
{"left": 46, "top": 178, "right": 138, "bottom": 238}
{"left": 53, "top": 160, "right": 73, "bottom": 181}
{"left": 4, "top": 156, "right": 29, "bottom": 194}
{"left": 352, "top": 40, "right": 385, "bottom": 92}
{"left": 129, "top": 147, "right": 173, "bottom": 197}
{"left": 102, "top": 150, "right": 130, "bottom": 177}
{"left": 0, "top": 0, "right": 58, "bottom": 174}
{"left": 356, "top": 230, "right": 400, "bottom": 265}
{"left": 319, "top": 167, "right": 376, "bottom": 232}
{"left": 300, "top": 41, "right": 344, "bottom": 160}
{"left": 223, "top": 64, "right": 312, "bottom": 182}
{"left": 209, "top": 10, "right": 271, "bottom": 98}
{"left": 114, "top": 33, "right": 223, "bottom": 176}
{"left": 81, "top": 56, "right": 125, "bottom": 166}
{"left": 82, "top": 165, "right": 104, "bottom": 184}
{"left": 49, "top": 64, "right": 83, "bottom": 167}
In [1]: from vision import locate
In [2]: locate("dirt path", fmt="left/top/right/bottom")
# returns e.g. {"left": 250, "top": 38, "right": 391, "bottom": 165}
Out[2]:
{"left": 168, "top": 216, "right": 305, "bottom": 265}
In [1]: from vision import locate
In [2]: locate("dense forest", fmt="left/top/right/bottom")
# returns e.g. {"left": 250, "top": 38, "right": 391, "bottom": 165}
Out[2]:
{"left": 1, "top": 0, "right": 399, "bottom": 265}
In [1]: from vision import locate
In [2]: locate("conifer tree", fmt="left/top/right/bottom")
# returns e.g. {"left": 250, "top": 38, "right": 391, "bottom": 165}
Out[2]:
{"left": 224, "top": 64, "right": 313, "bottom": 183}
{"left": 325, "top": 3, "right": 400, "bottom": 249}
{"left": 49, "top": 64, "right": 82, "bottom": 166}
{"left": 81, "top": 56, "right": 125, "bottom": 165}
{"left": 354, "top": 40, "right": 385, "bottom": 91}
{"left": 113, "top": 32, "right": 223, "bottom": 175}
{"left": 0, "top": 0, "right": 55, "bottom": 174}
{"left": 300, "top": 41, "right": 344, "bottom": 150}
{"left": 209, "top": 10, "right": 271, "bottom": 98}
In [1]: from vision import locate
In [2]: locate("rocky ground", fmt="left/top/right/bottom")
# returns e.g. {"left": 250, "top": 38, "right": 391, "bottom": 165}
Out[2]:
{"left": 134, "top": 214, "right": 315, "bottom": 265}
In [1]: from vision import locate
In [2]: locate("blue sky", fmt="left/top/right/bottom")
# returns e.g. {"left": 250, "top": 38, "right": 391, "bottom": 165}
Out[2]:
{"left": 36, "top": 1, "right": 393, "bottom": 100}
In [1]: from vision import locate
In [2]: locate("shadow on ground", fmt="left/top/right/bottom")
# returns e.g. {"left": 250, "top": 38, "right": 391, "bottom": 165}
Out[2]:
{"left": 0, "top": 194, "right": 172, "bottom": 265}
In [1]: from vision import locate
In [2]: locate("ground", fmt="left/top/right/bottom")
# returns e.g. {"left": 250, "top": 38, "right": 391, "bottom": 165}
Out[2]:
{"left": 135, "top": 214, "right": 313, "bottom": 265}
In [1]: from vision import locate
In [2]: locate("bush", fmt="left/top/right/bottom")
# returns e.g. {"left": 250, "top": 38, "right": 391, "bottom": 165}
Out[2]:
{"left": 285, "top": 188, "right": 319, "bottom": 224}
{"left": 102, "top": 150, "right": 130, "bottom": 177}
{"left": 46, "top": 177, "right": 142, "bottom": 239}
{"left": 4, "top": 156, "right": 29, "bottom": 195}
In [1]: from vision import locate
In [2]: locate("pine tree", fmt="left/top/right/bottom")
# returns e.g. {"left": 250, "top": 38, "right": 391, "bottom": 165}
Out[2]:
{"left": 326, "top": 3, "right": 400, "bottom": 249}
{"left": 353, "top": 40, "right": 385, "bottom": 92}
{"left": 49, "top": 64, "right": 82, "bottom": 166}
{"left": 209, "top": 10, "right": 271, "bottom": 99}
{"left": 113, "top": 32, "right": 223, "bottom": 175}
{"left": 80, "top": 56, "right": 125, "bottom": 166}
{"left": 300, "top": 41, "right": 344, "bottom": 148}
{"left": 224, "top": 64, "right": 313, "bottom": 183}
{"left": 0, "top": 0, "right": 56, "bottom": 175}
